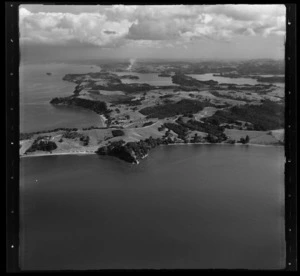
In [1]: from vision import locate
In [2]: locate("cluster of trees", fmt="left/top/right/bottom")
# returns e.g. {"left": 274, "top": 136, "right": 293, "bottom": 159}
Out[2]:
{"left": 163, "top": 123, "right": 188, "bottom": 140}
{"left": 120, "top": 75, "right": 139, "bottom": 80}
{"left": 80, "top": 136, "right": 90, "bottom": 146}
{"left": 162, "top": 117, "right": 230, "bottom": 143}
{"left": 25, "top": 136, "right": 57, "bottom": 153}
{"left": 142, "top": 121, "right": 154, "bottom": 127}
{"left": 112, "top": 129, "right": 125, "bottom": 137}
{"left": 206, "top": 134, "right": 219, "bottom": 143}
{"left": 158, "top": 73, "right": 171, "bottom": 77}
{"left": 176, "top": 118, "right": 227, "bottom": 142}
{"left": 139, "top": 99, "right": 213, "bottom": 119}
{"left": 50, "top": 97, "right": 108, "bottom": 115}
{"left": 82, "top": 126, "right": 106, "bottom": 131}
{"left": 96, "top": 136, "right": 179, "bottom": 163}
{"left": 203, "top": 100, "right": 284, "bottom": 131}
{"left": 62, "top": 131, "right": 90, "bottom": 146}
{"left": 239, "top": 135, "right": 250, "bottom": 144}
{"left": 172, "top": 73, "right": 218, "bottom": 87}
{"left": 20, "top": 127, "right": 79, "bottom": 140}
{"left": 158, "top": 125, "right": 166, "bottom": 131}
{"left": 159, "top": 94, "right": 173, "bottom": 99}
{"left": 96, "top": 139, "right": 146, "bottom": 163}
{"left": 191, "top": 133, "right": 203, "bottom": 143}
{"left": 115, "top": 97, "right": 142, "bottom": 106}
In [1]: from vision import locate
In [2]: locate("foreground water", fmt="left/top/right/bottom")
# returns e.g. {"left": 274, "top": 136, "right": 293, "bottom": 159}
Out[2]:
{"left": 20, "top": 145, "right": 285, "bottom": 270}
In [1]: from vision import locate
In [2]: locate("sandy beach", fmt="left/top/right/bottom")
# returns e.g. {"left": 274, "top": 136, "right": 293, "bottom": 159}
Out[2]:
{"left": 20, "top": 142, "right": 283, "bottom": 159}
{"left": 20, "top": 151, "right": 96, "bottom": 158}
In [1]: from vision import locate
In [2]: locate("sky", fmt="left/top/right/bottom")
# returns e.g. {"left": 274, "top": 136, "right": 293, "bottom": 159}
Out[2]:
{"left": 19, "top": 4, "right": 286, "bottom": 63}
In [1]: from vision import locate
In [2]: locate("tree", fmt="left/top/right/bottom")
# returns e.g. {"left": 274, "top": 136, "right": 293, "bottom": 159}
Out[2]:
{"left": 206, "top": 133, "right": 216, "bottom": 143}
{"left": 192, "top": 133, "right": 200, "bottom": 143}
{"left": 112, "top": 129, "right": 125, "bottom": 137}
{"left": 239, "top": 135, "right": 249, "bottom": 144}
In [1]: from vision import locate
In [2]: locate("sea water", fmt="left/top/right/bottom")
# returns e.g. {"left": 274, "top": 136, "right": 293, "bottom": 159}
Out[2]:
{"left": 19, "top": 144, "right": 285, "bottom": 270}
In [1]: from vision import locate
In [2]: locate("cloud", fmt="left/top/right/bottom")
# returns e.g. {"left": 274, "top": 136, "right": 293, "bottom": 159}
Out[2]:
{"left": 19, "top": 4, "right": 286, "bottom": 49}
{"left": 19, "top": 7, "right": 133, "bottom": 47}
{"left": 204, "top": 4, "right": 286, "bottom": 21}
{"left": 126, "top": 19, "right": 185, "bottom": 41}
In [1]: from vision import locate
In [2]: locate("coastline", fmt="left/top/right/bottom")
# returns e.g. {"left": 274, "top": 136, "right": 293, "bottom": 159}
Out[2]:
{"left": 20, "top": 151, "right": 96, "bottom": 158}
{"left": 20, "top": 142, "right": 283, "bottom": 159}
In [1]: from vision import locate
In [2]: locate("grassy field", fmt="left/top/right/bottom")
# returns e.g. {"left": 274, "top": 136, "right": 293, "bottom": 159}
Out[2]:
{"left": 224, "top": 129, "right": 283, "bottom": 144}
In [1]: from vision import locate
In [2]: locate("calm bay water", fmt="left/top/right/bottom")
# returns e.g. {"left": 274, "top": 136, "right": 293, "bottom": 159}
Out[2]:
{"left": 20, "top": 63, "right": 104, "bottom": 133}
{"left": 20, "top": 145, "right": 285, "bottom": 270}
{"left": 114, "top": 72, "right": 284, "bottom": 87}
{"left": 187, "top": 73, "right": 285, "bottom": 88}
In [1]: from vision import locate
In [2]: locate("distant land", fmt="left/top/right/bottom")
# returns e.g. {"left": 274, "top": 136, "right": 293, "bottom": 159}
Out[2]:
{"left": 20, "top": 59, "right": 285, "bottom": 164}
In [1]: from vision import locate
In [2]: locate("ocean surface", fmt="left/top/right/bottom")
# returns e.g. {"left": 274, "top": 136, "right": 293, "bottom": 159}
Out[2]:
{"left": 20, "top": 145, "right": 285, "bottom": 270}
{"left": 19, "top": 63, "right": 104, "bottom": 133}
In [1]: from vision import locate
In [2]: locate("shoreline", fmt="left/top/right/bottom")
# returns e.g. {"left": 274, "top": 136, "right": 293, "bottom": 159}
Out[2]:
{"left": 20, "top": 142, "right": 283, "bottom": 159}
{"left": 20, "top": 151, "right": 96, "bottom": 158}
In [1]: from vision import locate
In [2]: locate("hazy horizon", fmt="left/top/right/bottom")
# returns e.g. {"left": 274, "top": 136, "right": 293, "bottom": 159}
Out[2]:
{"left": 19, "top": 4, "right": 286, "bottom": 63}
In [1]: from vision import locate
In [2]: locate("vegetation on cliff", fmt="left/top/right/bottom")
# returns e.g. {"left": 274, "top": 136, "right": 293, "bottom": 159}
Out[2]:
{"left": 96, "top": 137, "right": 175, "bottom": 163}
{"left": 202, "top": 100, "right": 284, "bottom": 131}
{"left": 50, "top": 97, "right": 108, "bottom": 115}
{"left": 139, "top": 99, "right": 213, "bottom": 119}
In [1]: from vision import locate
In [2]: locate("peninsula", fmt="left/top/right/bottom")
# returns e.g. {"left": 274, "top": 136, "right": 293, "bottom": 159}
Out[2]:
{"left": 20, "top": 62, "right": 284, "bottom": 164}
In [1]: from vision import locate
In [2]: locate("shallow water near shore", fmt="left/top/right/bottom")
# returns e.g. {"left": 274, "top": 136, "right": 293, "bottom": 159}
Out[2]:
{"left": 20, "top": 144, "right": 285, "bottom": 270}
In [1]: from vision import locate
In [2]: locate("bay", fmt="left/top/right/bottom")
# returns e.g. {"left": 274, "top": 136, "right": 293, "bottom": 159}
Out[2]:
{"left": 20, "top": 63, "right": 104, "bottom": 133}
{"left": 19, "top": 144, "right": 285, "bottom": 270}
